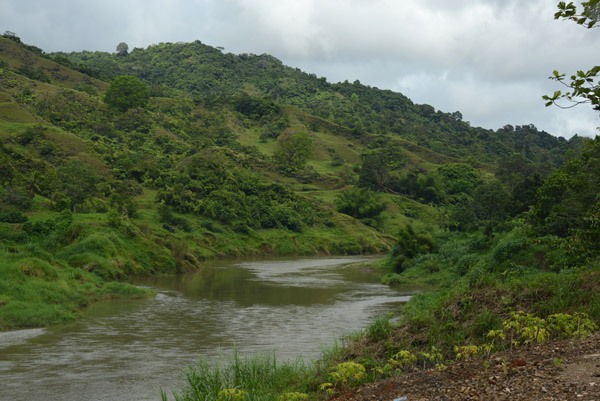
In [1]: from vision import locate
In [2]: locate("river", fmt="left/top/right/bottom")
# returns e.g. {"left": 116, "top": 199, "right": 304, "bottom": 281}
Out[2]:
{"left": 0, "top": 256, "right": 412, "bottom": 401}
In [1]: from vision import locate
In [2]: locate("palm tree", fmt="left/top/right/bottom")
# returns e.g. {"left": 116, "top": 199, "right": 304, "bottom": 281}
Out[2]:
{"left": 26, "top": 171, "right": 41, "bottom": 199}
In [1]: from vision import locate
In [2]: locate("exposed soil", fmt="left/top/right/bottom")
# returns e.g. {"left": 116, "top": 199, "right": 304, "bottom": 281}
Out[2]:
{"left": 328, "top": 333, "right": 600, "bottom": 401}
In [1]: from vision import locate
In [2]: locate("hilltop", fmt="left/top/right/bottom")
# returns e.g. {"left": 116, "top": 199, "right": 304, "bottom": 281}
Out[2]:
{"left": 53, "top": 39, "right": 581, "bottom": 165}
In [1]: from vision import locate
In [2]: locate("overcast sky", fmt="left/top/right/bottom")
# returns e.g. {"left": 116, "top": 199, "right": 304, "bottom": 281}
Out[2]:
{"left": 1, "top": 0, "right": 599, "bottom": 138}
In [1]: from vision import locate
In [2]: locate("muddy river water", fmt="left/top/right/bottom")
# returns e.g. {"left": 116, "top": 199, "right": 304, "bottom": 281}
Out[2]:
{"left": 0, "top": 256, "right": 412, "bottom": 401}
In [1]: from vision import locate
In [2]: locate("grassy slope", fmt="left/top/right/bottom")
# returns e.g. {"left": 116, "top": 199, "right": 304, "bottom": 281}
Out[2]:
{"left": 0, "top": 37, "right": 108, "bottom": 93}
{"left": 0, "top": 38, "right": 446, "bottom": 330}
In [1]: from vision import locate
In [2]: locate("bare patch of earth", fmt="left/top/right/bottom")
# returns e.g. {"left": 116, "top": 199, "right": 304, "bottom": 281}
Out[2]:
{"left": 328, "top": 333, "right": 600, "bottom": 401}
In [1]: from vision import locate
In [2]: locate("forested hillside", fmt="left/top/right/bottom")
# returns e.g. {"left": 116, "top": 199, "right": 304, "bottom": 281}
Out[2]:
{"left": 0, "top": 30, "right": 596, "bottom": 337}
{"left": 54, "top": 40, "right": 583, "bottom": 165}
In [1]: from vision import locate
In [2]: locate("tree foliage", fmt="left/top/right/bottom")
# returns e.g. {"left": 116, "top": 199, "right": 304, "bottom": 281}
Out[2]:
{"left": 446, "top": 180, "right": 511, "bottom": 236}
{"left": 56, "top": 159, "right": 100, "bottom": 213}
{"left": 437, "top": 163, "right": 480, "bottom": 195}
{"left": 530, "top": 137, "right": 600, "bottom": 237}
{"left": 155, "top": 148, "right": 317, "bottom": 232}
{"left": 53, "top": 41, "right": 579, "bottom": 166}
{"left": 8, "top": 21, "right": 600, "bottom": 342}
{"left": 116, "top": 42, "right": 129, "bottom": 56}
{"left": 104, "top": 75, "right": 149, "bottom": 112}
{"left": 388, "top": 225, "right": 434, "bottom": 273}
{"left": 273, "top": 132, "right": 312, "bottom": 174}
{"left": 472, "top": 181, "right": 510, "bottom": 239}
{"left": 335, "top": 187, "right": 386, "bottom": 228}
{"left": 543, "top": 1, "right": 600, "bottom": 111}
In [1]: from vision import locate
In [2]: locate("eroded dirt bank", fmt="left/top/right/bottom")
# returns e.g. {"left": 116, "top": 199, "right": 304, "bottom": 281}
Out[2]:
{"left": 329, "top": 333, "right": 600, "bottom": 401}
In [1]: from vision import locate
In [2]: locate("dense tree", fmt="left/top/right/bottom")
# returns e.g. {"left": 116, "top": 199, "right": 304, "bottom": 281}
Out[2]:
{"left": 472, "top": 181, "right": 511, "bottom": 239}
{"left": 494, "top": 154, "right": 547, "bottom": 215}
{"left": 446, "top": 194, "right": 478, "bottom": 232}
{"left": 54, "top": 40, "right": 579, "bottom": 165}
{"left": 357, "top": 137, "right": 406, "bottom": 192}
{"left": 534, "top": 1, "right": 600, "bottom": 242}
{"left": 530, "top": 137, "right": 600, "bottom": 236}
{"left": 273, "top": 132, "right": 312, "bottom": 174}
{"left": 116, "top": 42, "right": 129, "bottom": 56}
{"left": 389, "top": 224, "right": 434, "bottom": 273}
{"left": 104, "top": 75, "right": 149, "bottom": 112}
{"left": 56, "top": 160, "right": 100, "bottom": 213}
{"left": 358, "top": 153, "right": 390, "bottom": 191}
{"left": 437, "top": 163, "right": 481, "bottom": 196}
{"left": 233, "top": 94, "right": 281, "bottom": 120}
{"left": 26, "top": 171, "right": 42, "bottom": 198}
{"left": 335, "top": 187, "right": 386, "bottom": 228}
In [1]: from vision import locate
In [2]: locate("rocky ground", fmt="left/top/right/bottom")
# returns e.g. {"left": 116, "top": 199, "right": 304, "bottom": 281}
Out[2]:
{"left": 328, "top": 333, "right": 600, "bottom": 401}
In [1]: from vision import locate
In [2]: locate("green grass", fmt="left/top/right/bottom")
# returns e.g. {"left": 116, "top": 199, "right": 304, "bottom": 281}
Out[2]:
{"left": 0, "top": 99, "right": 39, "bottom": 124}
{"left": 0, "top": 242, "right": 154, "bottom": 330}
{"left": 340, "top": 226, "right": 600, "bottom": 365}
{"left": 163, "top": 349, "right": 315, "bottom": 401}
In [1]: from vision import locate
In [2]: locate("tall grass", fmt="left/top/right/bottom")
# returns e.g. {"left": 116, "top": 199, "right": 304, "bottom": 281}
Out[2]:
{"left": 163, "top": 349, "right": 314, "bottom": 401}
{"left": 0, "top": 241, "right": 153, "bottom": 330}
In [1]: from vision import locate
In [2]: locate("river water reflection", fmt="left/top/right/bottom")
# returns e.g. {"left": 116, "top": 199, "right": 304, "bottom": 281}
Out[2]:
{"left": 0, "top": 256, "right": 412, "bottom": 401}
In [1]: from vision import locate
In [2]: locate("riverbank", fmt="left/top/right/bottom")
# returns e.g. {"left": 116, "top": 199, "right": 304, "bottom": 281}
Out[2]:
{"left": 158, "top": 223, "right": 600, "bottom": 400}
{"left": 0, "top": 203, "right": 392, "bottom": 331}
{"left": 0, "top": 243, "right": 154, "bottom": 330}
{"left": 328, "top": 332, "right": 600, "bottom": 401}
{"left": 0, "top": 256, "right": 406, "bottom": 401}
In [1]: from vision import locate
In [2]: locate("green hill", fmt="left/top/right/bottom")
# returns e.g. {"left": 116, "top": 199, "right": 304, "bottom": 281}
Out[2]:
{"left": 53, "top": 39, "right": 583, "bottom": 165}
{"left": 0, "top": 33, "right": 593, "bottom": 331}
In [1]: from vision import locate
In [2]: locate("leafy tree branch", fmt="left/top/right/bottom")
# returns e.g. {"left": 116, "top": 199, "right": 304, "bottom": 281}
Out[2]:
{"left": 543, "top": 1, "right": 600, "bottom": 111}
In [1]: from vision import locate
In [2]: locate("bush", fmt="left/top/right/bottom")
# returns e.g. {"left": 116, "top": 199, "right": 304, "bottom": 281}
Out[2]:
{"left": 0, "top": 209, "right": 28, "bottom": 223}
{"left": 492, "top": 238, "right": 527, "bottom": 263}
{"left": 1, "top": 186, "right": 32, "bottom": 211}
{"left": 453, "top": 254, "right": 480, "bottom": 277}
{"left": 273, "top": 132, "right": 312, "bottom": 174}
{"left": 335, "top": 187, "right": 386, "bottom": 227}
{"left": 389, "top": 225, "right": 434, "bottom": 273}
{"left": 158, "top": 204, "right": 191, "bottom": 232}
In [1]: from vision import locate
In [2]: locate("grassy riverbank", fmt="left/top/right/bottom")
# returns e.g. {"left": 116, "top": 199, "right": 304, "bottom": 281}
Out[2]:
{"left": 162, "top": 268, "right": 600, "bottom": 401}
{"left": 161, "top": 266, "right": 600, "bottom": 401}
{"left": 161, "top": 224, "right": 600, "bottom": 401}
{"left": 0, "top": 213, "right": 390, "bottom": 331}
{"left": 0, "top": 241, "right": 154, "bottom": 330}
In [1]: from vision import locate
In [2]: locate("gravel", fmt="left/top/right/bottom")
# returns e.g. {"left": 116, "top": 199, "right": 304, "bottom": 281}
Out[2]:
{"left": 328, "top": 333, "right": 600, "bottom": 401}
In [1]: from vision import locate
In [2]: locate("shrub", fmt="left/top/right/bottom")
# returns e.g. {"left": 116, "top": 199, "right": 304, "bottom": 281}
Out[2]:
{"left": 328, "top": 362, "right": 366, "bottom": 388}
{"left": 388, "top": 225, "right": 434, "bottom": 273}
{"left": 0, "top": 186, "right": 32, "bottom": 211}
{"left": 0, "top": 209, "right": 28, "bottom": 223}
{"left": 492, "top": 238, "right": 527, "bottom": 263}
{"left": 335, "top": 187, "right": 386, "bottom": 228}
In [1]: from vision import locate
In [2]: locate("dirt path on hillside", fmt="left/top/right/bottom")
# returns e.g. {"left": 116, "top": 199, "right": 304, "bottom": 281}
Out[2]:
{"left": 328, "top": 334, "right": 600, "bottom": 400}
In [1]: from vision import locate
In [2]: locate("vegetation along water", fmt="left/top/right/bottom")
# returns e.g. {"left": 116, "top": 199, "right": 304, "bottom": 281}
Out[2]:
{"left": 0, "top": 1, "right": 599, "bottom": 399}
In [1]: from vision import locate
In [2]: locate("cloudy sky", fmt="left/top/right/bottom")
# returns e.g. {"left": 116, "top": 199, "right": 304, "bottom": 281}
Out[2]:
{"left": 1, "top": 0, "right": 599, "bottom": 138}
